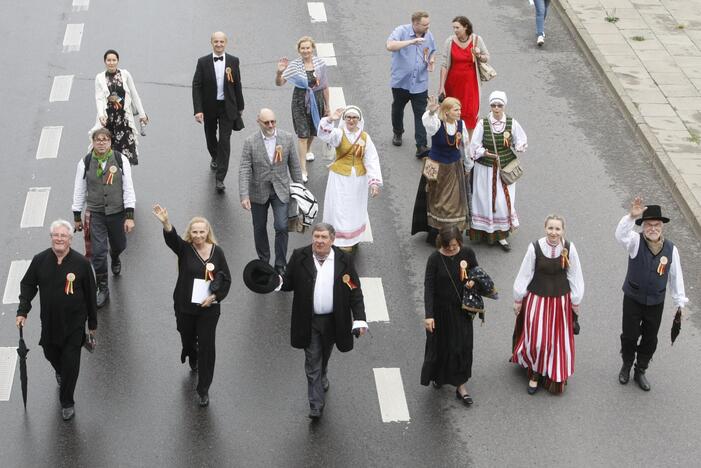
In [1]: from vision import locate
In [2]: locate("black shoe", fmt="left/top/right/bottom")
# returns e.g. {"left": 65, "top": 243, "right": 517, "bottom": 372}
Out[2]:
{"left": 527, "top": 381, "right": 538, "bottom": 395}
{"left": 634, "top": 367, "right": 651, "bottom": 391}
{"left": 498, "top": 240, "right": 512, "bottom": 252}
{"left": 308, "top": 407, "right": 323, "bottom": 420}
{"left": 618, "top": 363, "right": 632, "bottom": 384}
{"left": 198, "top": 393, "right": 209, "bottom": 407}
{"left": 431, "top": 381, "right": 442, "bottom": 389}
{"left": 322, "top": 377, "right": 330, "bottom": 392}
{"left": 189, "top": 356, "right": 198, "bottom": 372}
{"left": 210, "top": 160, "right": 218, "bottom": 170}
{"left": 392, "top": 133, "right": 402, "bottom": 146}
{"left": 55, "top": 371, "right": 62, "bottom": 387}
{"left": 111, "top": 255, "right": 121, "bottom": 276}
{"left": 274, "top": 265, "right": 286, "bottom": 276}
{"left": 456, "top": 389, "right": 473, "bottom": 405}
{"left": 215, "top": 180, "right": 226, "bottom": 193}
{"left": 415, "top": 146, "right": 430, "bottom": 158}
{"left": 96, "top": 274, "right": 110, "bottom": 308}
{"left": 62, "top": 406, "right": 75, "bottom": 421}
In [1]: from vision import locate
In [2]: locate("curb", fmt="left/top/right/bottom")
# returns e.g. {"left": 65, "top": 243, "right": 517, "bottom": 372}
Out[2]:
{"left": 554, "top": 0, "right": 701, "bottom": 238}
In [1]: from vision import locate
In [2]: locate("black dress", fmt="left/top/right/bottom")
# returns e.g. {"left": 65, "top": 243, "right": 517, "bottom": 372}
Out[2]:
{"left": 291, "top": 70, "right": 325, "bottom": 139}
{"left": 420, "top": 247, "right": 478, "bottom": 387}
{"left": 105, "top": 70, "right": 138, "bottom": 164}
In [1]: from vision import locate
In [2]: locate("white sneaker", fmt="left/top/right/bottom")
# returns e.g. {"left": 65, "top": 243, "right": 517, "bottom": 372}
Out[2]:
{"left": 302, "top": 173, "right": 308, "bottom": 183}
{"left": 306, "top": 152, "right": 315, "bottom": 161}
{"left": 537, "top": 35, "right": 545, "bottom": 47}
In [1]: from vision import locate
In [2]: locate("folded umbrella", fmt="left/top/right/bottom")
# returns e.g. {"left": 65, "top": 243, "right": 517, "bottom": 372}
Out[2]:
{"left": 671, "top": 308, "right": 682, "bottom": 345}
{"left": 16, "top": 325, "right": 29, "bottom": 409}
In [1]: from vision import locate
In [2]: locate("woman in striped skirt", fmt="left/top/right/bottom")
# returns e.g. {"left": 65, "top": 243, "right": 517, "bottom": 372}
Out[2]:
{"left": 512, "top": 215, "right": 584, "bottom": 394}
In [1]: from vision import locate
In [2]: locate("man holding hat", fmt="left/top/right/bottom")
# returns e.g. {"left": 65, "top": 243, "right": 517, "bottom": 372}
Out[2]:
{"left": 615, "top": 196, "right": 688, "bottom": 391}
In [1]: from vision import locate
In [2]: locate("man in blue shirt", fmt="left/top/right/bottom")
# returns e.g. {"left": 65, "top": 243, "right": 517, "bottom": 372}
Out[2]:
{"left": 387, "top": 11, "right": 436, "bottom": 158}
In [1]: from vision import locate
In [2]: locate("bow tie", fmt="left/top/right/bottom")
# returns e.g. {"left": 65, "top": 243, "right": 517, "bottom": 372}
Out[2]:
{"left": 213, "top": 56, "right": 223, "bottom": 62}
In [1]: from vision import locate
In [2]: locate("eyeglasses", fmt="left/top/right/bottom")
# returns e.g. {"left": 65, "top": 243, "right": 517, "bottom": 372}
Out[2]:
{"left": 490, "top": 104, "right": 504, "bottom": 108}
{"left": 94, "top": 138, "right": 111, "bottom": 143}
{"left": 50, "top": 233, "right": 71, "bottom": 239}
{"left": 259, "top": 120, "right": 276, "bottom": 126}
{"left": 344, "top": 116, "right": 359, "bottom": 120}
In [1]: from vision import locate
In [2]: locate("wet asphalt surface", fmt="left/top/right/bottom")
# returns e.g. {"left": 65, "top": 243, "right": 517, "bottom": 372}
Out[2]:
{"left": 1, "top": 0, "right": 700, "bottom": 466}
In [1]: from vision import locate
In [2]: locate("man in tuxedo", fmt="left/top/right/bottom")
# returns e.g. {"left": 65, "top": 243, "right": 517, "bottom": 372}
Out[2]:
{"left": 192, "top": 31, "right": 245, "bottom": 193}
{"left": 279, "top": 223, "right": 368, "bottom": 420}
{"left": 239, "top": 108, "right": 303, "bottom": 275}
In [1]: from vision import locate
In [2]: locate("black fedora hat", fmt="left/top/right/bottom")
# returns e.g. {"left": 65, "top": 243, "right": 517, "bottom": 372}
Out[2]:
{"left": 635, "top": 205, "right": 670, "bottom": 225}
{"left": 243, "top": 260, "right": 280, "bottom": 294}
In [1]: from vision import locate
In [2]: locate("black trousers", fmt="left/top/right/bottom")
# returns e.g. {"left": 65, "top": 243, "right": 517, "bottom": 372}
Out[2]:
{"left": 621, "top": 295, "right": 664, "bottom": 368}
{"left": 304, "top": 315, "right": 335, "bottom": 411}
{"left": 176, "top": 311, "right": 220, "bottom": 396}
{"left": 250, "top": 194, "right": 289, "bottom": 268}
{"left": 203, "top": 101, "right": 234, "bottom": 182}
{"left": 42, "top": 330, "right": 83, "bottom": 408}
{"left": 391, "top": 88, "right": 428, "bottom": 148}
{"left": 90, "top": 211, "right": 127, "bottom": 275}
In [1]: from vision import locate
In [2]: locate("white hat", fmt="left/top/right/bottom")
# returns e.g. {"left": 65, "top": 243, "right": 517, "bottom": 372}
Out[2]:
{"left": 342, "top": 105, "right": 362, "bottom": 120}
{"left": 489, "top": 91, "right": 507, "bottom": 106}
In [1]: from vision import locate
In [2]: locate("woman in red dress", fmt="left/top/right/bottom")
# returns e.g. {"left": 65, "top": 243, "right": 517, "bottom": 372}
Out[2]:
{"left": 438, "top": 16, "right": 490, "bottom": 142}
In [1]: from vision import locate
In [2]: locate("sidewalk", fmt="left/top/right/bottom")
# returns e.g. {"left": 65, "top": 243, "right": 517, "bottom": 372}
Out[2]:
{"left": 556, "top": 0, "right": 701, "bottom": 235}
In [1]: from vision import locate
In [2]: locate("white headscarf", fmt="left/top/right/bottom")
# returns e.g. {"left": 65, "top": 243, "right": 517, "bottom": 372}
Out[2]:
{"left": 489, "top": 90, "right": 507, "bottom": 106}
{"left": 341, "top": 105, "right": 364, "bottom": 133}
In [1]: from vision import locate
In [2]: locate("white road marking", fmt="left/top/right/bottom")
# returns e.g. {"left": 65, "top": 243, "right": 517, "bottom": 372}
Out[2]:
{"left": 328, "top": 87, "right": 346, "bottom": 110}
{"left": 0, "top": 348, "right": 18, "bottom": 401}
{"left": 3, "top": 260, "right": 31, "bottom": 305}
{"left": 359, "top": 277, "right": 389, "bottom": 322}
{"left": 49, "top": 75, "right": 74, "bottom": 102}
{"left": 316, "top": 43, "right": 337, "bottom": 67}
{"left": 62, "top": 23, "right": 84, "bottom": 52}
{"left": 36, "top": 126, "right": 63, "bottom": 159}
{"left": 20, "top": 188, "right": 51, "bottom": 228}
{"left": 358, "top": 218, "right": 373, "bottom": 243}
{"left": 373, "top": 368, "right": 410, "bottom": 422}
{"left": 307, "top": 2, "right": 327, "bottom": 22}
{"left": 72, "top": 0, "right": 90, "bottom": 11}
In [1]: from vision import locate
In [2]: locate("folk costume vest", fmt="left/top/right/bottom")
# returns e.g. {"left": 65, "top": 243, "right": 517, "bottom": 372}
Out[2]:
{"left": 85, "top": 151, "right": 124, "bottom": 215}
{"left": 329, "top": 132, "right": 367, "bottom": 176}
{"left": 477, "top": 117, "right": 517, "bottom": 168}
{"left": 622, "top": 233, "right": 674, "bottom": 306}
{"left": 429, "top": 120, "right": 463, "bottom": 164}
{"left": 527, "top": 241, "right": 571, "bottom": 297}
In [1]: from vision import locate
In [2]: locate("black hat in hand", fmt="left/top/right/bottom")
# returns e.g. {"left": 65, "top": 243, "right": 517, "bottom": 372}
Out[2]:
{"left": 243, "top": 260, "right": 280, "bottom": 294}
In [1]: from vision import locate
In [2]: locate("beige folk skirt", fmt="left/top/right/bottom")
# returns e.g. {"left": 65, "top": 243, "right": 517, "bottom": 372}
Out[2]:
{"left": 426, "top": 159, "right": 469, "bottom": 231}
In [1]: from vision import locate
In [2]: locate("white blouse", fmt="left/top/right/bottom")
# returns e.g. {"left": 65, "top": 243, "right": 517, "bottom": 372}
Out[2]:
{"left": 513, "top": 238, "right": 585, "bottom": 307}
{"left": 421, "top": 111, "right": 473, "bottom": 171}
{"left": 469, "top": 113, "right": 527, "bottom": 160}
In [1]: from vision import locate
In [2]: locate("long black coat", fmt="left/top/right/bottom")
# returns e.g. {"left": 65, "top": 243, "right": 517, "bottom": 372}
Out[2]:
{"left": 281, "top": 246, "right": 365, "bottom": 352}
{"left": 192, "top": 52, "right": 245, "bottom": 129}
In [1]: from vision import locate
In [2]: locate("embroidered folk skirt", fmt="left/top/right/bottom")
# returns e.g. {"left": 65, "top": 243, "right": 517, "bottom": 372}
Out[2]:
{"left": 426, "top": 160, "right": 469, "bottom": 231}
{"left": 322, "top": 168, "right": 368, "bottom": 247}
{"left": 469, "top": 162, "right": 518, "bottom": 243}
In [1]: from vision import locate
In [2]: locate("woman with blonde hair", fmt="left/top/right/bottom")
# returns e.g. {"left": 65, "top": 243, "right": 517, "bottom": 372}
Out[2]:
{"left": 411, "top": 95, "right": 472, "bottom": 244}
{"left": 152, "top": 204, "right": 231, "bottom": 407}
{"left": 512, "top": 214, "right": 584, "bottom": 394}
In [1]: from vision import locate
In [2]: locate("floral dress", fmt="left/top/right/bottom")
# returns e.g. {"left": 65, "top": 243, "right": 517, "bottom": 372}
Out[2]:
{"left": 105, "top": 70, "right": 138, "bottom": 164}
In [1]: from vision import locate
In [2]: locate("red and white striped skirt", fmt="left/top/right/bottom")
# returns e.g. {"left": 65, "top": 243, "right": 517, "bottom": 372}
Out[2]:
{"left": 512, "top": 292, "right": 575, "bottom": 384}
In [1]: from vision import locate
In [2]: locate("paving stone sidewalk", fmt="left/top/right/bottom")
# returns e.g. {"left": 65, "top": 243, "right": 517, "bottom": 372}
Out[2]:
{"left": 556, "top": 0, "right": 701, "bottom": 233}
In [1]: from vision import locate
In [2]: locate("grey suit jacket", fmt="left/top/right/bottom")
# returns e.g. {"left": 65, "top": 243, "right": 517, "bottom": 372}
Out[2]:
{"left": 238, "top": 129, "right": 302, "bottom": 204}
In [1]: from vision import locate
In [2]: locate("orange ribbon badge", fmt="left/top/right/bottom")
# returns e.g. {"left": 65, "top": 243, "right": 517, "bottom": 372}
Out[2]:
{"left": 561, "top": 248, "right": 570, "bottom": 270}
{"left": 455, "top": 132, "right": 462, "bottom": 148}
{"left": 503, "top": 131, "right": 511, "bottom": 148}
{"left": 105, "top": 165, "right": 117, "bottom": 185}
{"left": 423, "top": 47, "right": 429, "bottom": 63}
{"left": 65, "top": 273, "right": 75, "bottom": 295}
{"left": 460, "top": 260, "right": 468, "bottom": 282}
{"left": 205, "top": 263, "right": 215, "bottom": 281}
{"left": 657, "top": 256, "right": 668, "bottom": 276}
{"left": 225, "top": 67, "right": 233, "bottom": 83}
{"left": 274, "top": 145, "right": 283, "bottom": 164}
{"left": 342, "top": 274, "right": 357, "bottom": 290}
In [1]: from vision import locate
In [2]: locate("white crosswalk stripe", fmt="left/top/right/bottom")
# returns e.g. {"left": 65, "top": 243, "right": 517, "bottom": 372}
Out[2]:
{"left": 20, "top": 187, "right": 51, "bottom": 228}
{"left": 307, "top": 2, "right": 327, "bottom": 22}
{"left": 3, "top": 260, "right": 31, "bottom": 304}
{"left": 49, "top": 75, "right": 74, "bottom": 102}
{"left": 373, "top": 368, "right": 410, "bottom": 422}
{"left": 36, "top": 126, "right": 63, "bottom": 159}
{"left": 62, "top": 23, "right": 84, "bottom": 52}
{"left": 316, "top": 43, "right": 337, "bottom": 67}
{"left": 359, "top": 277, "right": 388, "bottom": 322}
{"left": 0, "top": 348, "right": 18, "bottom": 401}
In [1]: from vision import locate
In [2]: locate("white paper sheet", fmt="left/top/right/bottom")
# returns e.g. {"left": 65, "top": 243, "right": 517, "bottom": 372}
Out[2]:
{"left": 191, "top": 279, "right": 211, "bottom": 304}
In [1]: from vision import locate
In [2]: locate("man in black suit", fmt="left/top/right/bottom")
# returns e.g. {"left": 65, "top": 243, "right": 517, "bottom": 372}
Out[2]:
{"left": 192, "top": 31, "right": 245, "bottom": 193}
{"left": 280, "top": 223, "right": 368, "bottom": 420}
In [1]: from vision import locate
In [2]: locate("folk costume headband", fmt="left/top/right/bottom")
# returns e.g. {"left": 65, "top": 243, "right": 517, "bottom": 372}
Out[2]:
{"left": 342, "top": 105, "right": 363, "bottom": 121}
{"left": 489, "top": 90, "right": 507, "bottom": 106}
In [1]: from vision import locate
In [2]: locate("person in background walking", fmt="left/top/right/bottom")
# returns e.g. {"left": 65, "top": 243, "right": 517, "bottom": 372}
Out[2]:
{"left": 387, "top": 10, "right": 436, "bottom": 158}
{"left": 534, "top": 0, "right": 551, "bottom": 46}
{"left": 275, "top": 36, "right": 329, "bottom": 183}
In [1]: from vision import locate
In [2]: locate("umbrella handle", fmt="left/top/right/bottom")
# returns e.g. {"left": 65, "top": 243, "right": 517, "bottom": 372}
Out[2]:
{"left": 18, "top": 323, "right": 23, "bottom": 339}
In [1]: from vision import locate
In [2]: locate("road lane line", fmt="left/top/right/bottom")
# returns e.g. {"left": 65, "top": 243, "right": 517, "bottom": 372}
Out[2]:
{"left": 316, "top": 43, "right": 337, "bottom": 67}
{"left": 49, "top": 75, "right": 74, "bottom": 102}
{"left": 373, "top": 368, "right": 410, "bottom": 422}
{"left": 359, "top": 277, "right": 388, "bottom": 322}
{"left": 72, "top": 0, "right": 90, "bottom": 11}
{"left": 358, "top": 218, "right": 373, "bottom": 243}
{"left": 0, "top": 348, "right": 18, "bottom": 401}
{"left": 328, "top": 87, "right": 346, "bottom": 110}
{"left": 3, "top": 260, "right": 31, "bottom": 304}
{"left": 20, "top": 188, "right": 51, "bottom": 228}
{"left": 307, "top": 2, "right": 327, "bottom": 22}
{"left": 36, "top": 126, "right": 63, "bottom": 159}
{"left": 62, "top": 23, "right": 84, "bottom": 52}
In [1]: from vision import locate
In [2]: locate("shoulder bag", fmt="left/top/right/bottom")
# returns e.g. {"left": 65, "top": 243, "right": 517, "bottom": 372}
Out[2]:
{"left": 489, "top": 122, "right": 523, "bottom": 185}
{"left": 475, "top": 35, "right": 497, "bottom": 82}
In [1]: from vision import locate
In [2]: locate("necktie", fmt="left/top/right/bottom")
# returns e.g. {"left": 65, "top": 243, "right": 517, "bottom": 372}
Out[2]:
{"left": 213, "top": 56, "right": 223, "bottom": 62}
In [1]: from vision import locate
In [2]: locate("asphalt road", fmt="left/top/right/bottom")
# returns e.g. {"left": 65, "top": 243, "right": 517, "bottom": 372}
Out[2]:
{"left": 1, "top": 0, "right": 700, "bottom": 467}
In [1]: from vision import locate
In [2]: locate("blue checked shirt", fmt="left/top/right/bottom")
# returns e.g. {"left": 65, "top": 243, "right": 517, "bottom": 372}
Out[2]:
{"left": 388, "top": 24, "right": 436, "bottom": 93}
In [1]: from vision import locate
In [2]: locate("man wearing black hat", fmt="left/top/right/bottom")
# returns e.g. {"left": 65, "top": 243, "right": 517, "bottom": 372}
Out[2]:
{"left": 615, "top": 197, "right": 688, "bottom": 391}
{"left": 278, "top": 222, "right": 368, "bottom": 420}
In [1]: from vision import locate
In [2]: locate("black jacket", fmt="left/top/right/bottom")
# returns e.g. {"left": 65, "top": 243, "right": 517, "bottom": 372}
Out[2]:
{"left": 281, "top": 246, "right": 365, "bottom": 351}
{"left": 192, "top": 52, "right": 245, "bottom": 129}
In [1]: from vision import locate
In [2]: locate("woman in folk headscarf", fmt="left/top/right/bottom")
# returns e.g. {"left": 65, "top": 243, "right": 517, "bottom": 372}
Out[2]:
{"left": 276, "top": 36, "right": 330, "bottom": 182}
{"left": 468, "top": 90, "right": 527, "bottom": 252}
{"left": 317, "top": 106, "right": 382, "bottom": 251}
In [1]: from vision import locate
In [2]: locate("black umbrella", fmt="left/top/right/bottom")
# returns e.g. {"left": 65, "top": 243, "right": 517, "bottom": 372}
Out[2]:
{"left": 16, "top": 325, "right": 29, "bottom": 409}
{"left": 671, "top": 308, "right": 682, "bottom": 345}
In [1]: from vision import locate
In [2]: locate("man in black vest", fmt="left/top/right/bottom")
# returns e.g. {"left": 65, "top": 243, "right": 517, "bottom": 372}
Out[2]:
{"left": 72, "top": 128, "right": 136, "bottom": 308}
{"left": 615, "top": 197, "right": 688, "bottom": 391}
{"left": 192, "top": 31, "right": 245, "bottom": 193}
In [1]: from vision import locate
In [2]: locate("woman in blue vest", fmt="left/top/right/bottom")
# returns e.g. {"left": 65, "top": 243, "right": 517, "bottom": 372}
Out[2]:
{"left": 411, "top": 96, "right": 472, "bottom": 244}
{"left": 512, "top": 215, "right": 584, "bottom": 394}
